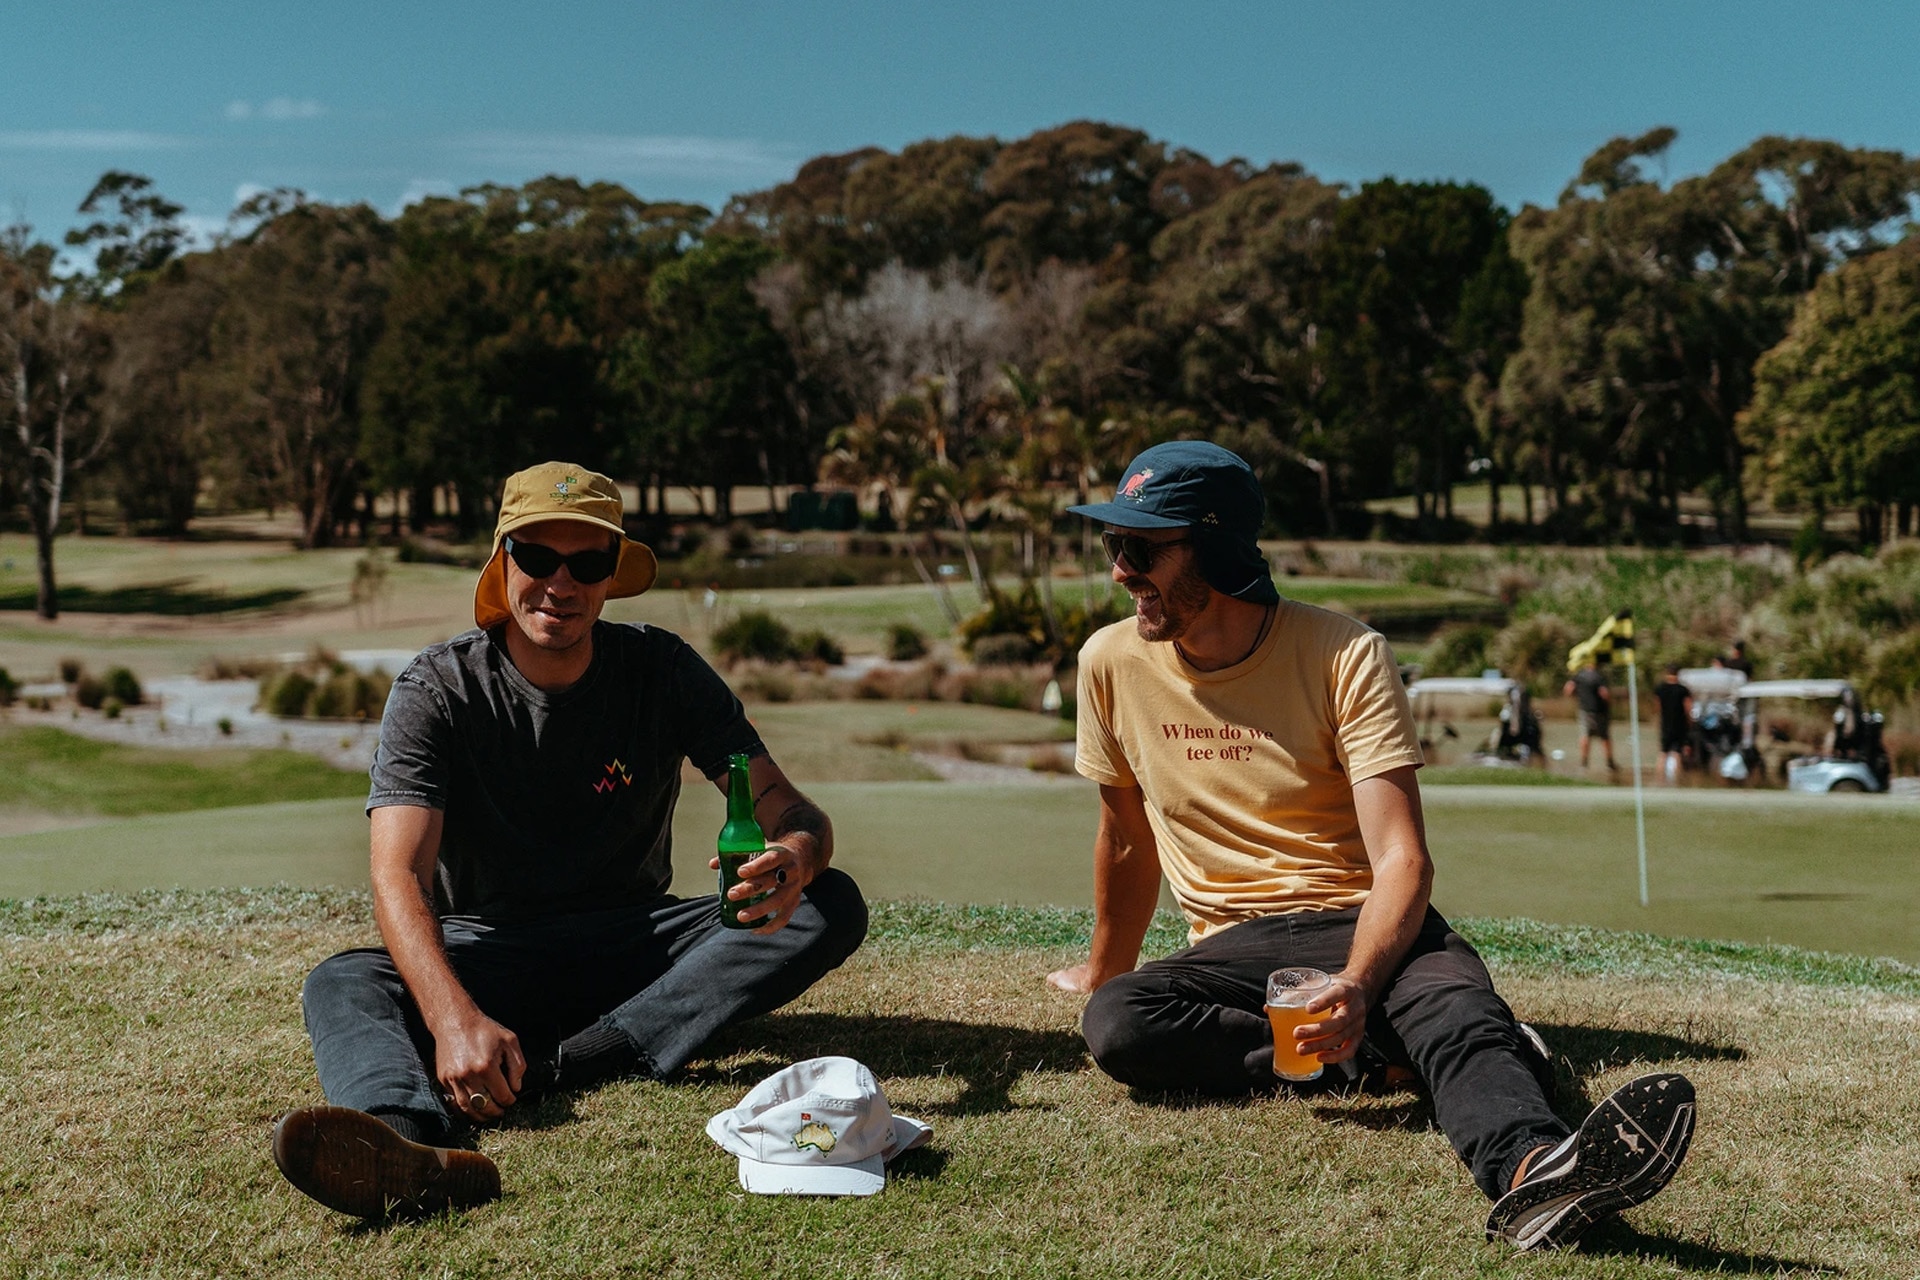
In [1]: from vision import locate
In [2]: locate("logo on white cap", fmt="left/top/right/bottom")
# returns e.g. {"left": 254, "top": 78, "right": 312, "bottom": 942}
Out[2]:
{"left": 705, "top": 1057, "right": 932, "bottom": 1196}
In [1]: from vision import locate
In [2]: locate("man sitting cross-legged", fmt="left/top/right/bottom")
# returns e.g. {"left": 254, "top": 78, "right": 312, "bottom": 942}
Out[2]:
{"left": 1048, "top": 441, "right": 1696, "bottom": 1250}
{"left": 272, "top": 462, "right": 867, "bottom": 1219}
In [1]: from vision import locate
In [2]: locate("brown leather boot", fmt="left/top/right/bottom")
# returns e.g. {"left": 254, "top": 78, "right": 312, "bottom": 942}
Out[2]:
{"left": 272, "top": 1106, "right": 501, "bottom": 1219}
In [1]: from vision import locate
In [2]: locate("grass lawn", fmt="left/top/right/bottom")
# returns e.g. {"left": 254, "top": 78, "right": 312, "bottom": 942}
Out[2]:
{"left": 0, "top": 726, "right": 370, "bottom": 818}
{"left": 5, "top": 778, "right": 1919, "bottom": 966}
{"left": 1, "top": 889, "right": 1915, "bottom": 1277}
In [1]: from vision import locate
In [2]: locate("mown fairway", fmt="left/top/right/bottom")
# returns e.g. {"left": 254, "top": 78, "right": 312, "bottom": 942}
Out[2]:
{"left": 4, "top": 772, "right": 1917, "bottom": 964}
{"left": 3, "top": 889, "right": 1916, "bottom": 1279}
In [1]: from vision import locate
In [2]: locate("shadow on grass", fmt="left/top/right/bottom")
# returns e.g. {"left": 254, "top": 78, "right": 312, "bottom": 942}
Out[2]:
{"left": 1578, "top": 1219, "right": 1836, "bottom": 1273}
{"left": 688, "top": 1012, "right": 1088, "bottom": 1117}
{"left": 0, "top": 581, "right": 307, "bottom": 615}
{"left": 1534, "top": 1022, "right": 1744, "bottom": 1122}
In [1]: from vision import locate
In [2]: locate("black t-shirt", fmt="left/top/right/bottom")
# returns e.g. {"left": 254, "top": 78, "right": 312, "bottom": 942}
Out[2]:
{"left": 1571, "top": 667, "right": 1609, "bottom": 715}
{"left": 368, "top": 621, "right": 762, "bottom": 921}
{"left": 1654, "top": 681, "right": 1691, "bottom": 738}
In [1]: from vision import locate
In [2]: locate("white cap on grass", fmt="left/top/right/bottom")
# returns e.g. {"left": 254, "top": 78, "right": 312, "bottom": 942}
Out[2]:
{"left": 705, "top": 1057, "right": 932, "bottom": 1196}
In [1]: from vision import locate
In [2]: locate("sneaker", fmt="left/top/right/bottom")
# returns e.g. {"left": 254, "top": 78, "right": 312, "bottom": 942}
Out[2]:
{"left": 1486, "top": 1072, "right": 1696, "bottom": 1250}
{"left": 272, "top": 1106, "right": 501, "bottom": 1219}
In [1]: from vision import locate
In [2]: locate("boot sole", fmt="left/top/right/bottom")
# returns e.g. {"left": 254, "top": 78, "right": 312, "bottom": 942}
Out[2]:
{"left": 272, "top": 1107, "right": 500, "bottom": 1219}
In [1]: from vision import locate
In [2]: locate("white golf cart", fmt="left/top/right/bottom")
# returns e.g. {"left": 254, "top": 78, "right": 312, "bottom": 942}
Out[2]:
{"left": 1731, "top": 679, "right": 1890, "bottom": 794}
{"left": 1405, "top": 674, "right": 1542, "bottom": 767}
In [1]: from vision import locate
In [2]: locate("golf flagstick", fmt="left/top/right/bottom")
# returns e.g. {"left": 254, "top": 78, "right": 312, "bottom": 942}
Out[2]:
{"left": 1567, "top": 609, "right": 1645, "bottom": 904}
{"left": 1614, "top": 612, "right": 1648, "bottom": 906}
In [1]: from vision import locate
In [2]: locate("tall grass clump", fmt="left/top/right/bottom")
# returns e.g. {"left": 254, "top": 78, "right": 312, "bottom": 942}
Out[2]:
{"left": 1422, "top": 622, "right": 1496, "bottom": 677}
{"left": 1745, "top": 545, "right": 1920, "bottom": 712}
{"left": 713, "top": 610, "right": 845, "bottom": 667}
{"left": 257, "top": 652, "right": 392, "bottom": 721}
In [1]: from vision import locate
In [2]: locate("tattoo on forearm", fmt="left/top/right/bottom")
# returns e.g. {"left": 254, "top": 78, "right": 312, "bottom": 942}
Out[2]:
{"left": 771, "top": 801, "right": 827, "bottom": 841}
{"left": 754, "top": 781, "right": 780, "bottom": 806}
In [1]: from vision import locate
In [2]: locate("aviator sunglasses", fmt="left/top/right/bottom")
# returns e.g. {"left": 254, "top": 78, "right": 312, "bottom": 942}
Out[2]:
{"left": 504, "top": 534, "right": 620, "bottom": 584}
{"left": 1101, "top": 530, "right": 1192, "bottom": 573}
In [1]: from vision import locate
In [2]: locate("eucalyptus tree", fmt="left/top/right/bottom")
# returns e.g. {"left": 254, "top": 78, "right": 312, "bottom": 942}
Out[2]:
{"left": 0, "top": 230, "right": 111, "bottom": 617}
{"left": 1743, "top": 234, "right": 1920, "bottom": 544}
{"left": 199, "top": 197, "right": 393, "bottom": 548}
{"left": 1502, "top": 129, "right": 1920, "bottom": 541}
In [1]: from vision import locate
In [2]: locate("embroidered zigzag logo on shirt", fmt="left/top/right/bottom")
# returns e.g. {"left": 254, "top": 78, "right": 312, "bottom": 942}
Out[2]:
{"left": 592, "top": 758, "right": 633, "bottom": 794}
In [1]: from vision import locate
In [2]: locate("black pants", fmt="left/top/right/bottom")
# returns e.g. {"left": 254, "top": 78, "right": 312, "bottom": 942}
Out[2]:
{"left": 1081, "top": 906, "right": 1567, "bottom": 1199}
{"left": 300, "top": 869, "right": 867, "bottom": 1138}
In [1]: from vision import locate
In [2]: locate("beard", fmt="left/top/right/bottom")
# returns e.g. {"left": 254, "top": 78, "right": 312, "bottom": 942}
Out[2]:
{"left": 1126, "top": 559, "right": 1213, "bottom": 644}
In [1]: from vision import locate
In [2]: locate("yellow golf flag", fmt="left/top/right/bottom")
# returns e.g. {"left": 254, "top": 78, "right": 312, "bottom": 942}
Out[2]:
{"left": 1566, "top": 609, "right": 1634, "bottom": 673}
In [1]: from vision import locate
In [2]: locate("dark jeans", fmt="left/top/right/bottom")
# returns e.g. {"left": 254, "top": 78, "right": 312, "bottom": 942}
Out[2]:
{"left": 301, "top": 869, "right": 867, "bottom": 1138}
{"left": 1081, "top": 906, "right": 1567, "bottom": 1199}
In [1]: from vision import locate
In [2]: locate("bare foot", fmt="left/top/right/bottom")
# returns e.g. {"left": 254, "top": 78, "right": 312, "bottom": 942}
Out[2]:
{"left": 1046, "top": 962, "right": 1095, "bottom": 994}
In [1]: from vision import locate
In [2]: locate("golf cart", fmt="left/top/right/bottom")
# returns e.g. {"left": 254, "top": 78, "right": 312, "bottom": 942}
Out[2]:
{"left": 1730, "top": 679, "right": 1890, "bottom": 793}
{"left": 1405, "top": 674, "right": 1542, "bottom": 767}
{"left": 1676, "top": 666, "right": 1748, "bottom": 772}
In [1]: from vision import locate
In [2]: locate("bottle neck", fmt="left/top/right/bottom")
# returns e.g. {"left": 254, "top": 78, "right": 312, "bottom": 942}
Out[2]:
{"left": 725, "top": 757, "right": 755, "bottom": 822}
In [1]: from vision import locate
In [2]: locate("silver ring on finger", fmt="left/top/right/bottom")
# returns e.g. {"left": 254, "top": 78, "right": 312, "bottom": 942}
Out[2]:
{"left": 469, "top": 1090, "right": 492, "bottom": 1110}
{"left": 775, "top": 867, "right": 788, "bottom": 885}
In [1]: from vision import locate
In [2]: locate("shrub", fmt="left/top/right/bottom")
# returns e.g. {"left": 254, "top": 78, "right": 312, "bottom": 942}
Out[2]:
{"left": 103, "top": 697, "right": 123, "bottom": 719}
{"left": 713, "top": 611, "right": 795, "bottom": 664}
{"left": 1488, "top": 614, "right": 1580, "bottom": 697}
{"left": 199, "top": 655, "right": 282, "bottom": 680}
{"left": 972, "top": 633, "right": 1041, "bottom": 666}
{"left": 310, "top": 671, "right": 384, "bottom": 719}
{"left": 260, "top": 671, "right": 318, "bottom": 717}
{"left": 1423, "top": 623, "right": 1495, "bottom": 677}
{"left": 856, "top": 662, "right": 940, "bottom": 702}
{"left": 734, "top": 666, "right": 796, "bottom": 703}
{"left": 217, "top": 717, "right": 234, "bottom": 736}
{"left": 957, "top": 582, "right": 1125, "bottom": 667}
{"left": 58, "top": 658, "right": 84, "bottom": 684}
{"left": 103, "top": 666, "right": 143, "bottom": 706}
{"left": 792, "top": 629, "right": 845, "bottom": 666}
{"left": 0, "top": 667, "right": 15, "bottom": 706}
{"left": 74, "top": 675, "right": 107, "bottom": 710}
{"left": 886, "top": 624, "right": 929, "bottom": 662}
{"left": 1026, "top": 746, "right": 1075, "bottom": 774}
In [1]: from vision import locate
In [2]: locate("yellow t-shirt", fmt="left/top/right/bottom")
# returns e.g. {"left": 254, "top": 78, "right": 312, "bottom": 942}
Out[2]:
{"left": 1075, "top": 599, "right": 1423, "bottom": 940}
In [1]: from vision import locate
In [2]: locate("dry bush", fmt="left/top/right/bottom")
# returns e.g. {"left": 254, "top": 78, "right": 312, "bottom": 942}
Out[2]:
{"left": 855, "top": 661, "right": 943, "bottom": 702}
{"left": 1025, "top": 745, "right": 1076, "bottom": 774}
{"left": 934, "top": 664, "right": 1050, "bottom": 712}
{"left": 198, "top": 655, "right": 283, "bottom": 680}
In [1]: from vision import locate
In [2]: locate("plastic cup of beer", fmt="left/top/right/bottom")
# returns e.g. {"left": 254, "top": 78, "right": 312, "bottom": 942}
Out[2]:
{"left": 1265, "top": 967, "right": 1332, "bottom": 1082}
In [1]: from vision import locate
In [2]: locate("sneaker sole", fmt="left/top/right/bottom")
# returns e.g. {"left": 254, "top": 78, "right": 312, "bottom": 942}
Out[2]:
{"left": 272, "top": 1106, "right": 501, "bottom": 1219}
{"left": 1486, "top": 1072, "right": 1695, "bottom": 1250}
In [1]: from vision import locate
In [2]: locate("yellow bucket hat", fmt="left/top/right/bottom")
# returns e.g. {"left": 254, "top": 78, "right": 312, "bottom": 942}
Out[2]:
{"left": 472, "top": 462, "right": 658, "bottom": 629}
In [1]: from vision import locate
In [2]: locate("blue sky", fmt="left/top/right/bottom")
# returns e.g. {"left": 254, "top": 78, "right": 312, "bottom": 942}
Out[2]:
{"left": 4, "top": 1, "right": 1917, "bottom": 246}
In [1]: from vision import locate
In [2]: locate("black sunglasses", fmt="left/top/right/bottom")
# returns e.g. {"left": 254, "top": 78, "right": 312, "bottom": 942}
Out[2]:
{"left": 504, "top": 535, "right": 620, "bottom": 585}
{"left": 1101, "top": 531, "right": 1192, "bottom": 572}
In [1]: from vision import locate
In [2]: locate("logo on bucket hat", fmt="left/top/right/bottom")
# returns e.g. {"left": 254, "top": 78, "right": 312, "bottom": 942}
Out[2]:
{"left": 706, "top": 1057, "right": 931, "bottom": 1196}
{"left": 471, "top": 461, "right": 659, "bottom": 629}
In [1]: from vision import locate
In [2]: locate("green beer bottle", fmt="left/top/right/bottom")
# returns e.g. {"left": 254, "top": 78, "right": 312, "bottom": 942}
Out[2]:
{"left": 717, "top": 752, "right": 768, "bottom": 929}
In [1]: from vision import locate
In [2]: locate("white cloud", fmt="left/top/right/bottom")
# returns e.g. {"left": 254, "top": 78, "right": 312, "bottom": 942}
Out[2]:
{"left": 0, "top": 130, "right": 188, "bottom": 150}
{"left": 462, "top": 132, "right": 797, "bottom": 183}
{"left": 261, "top": 97, "right": 325, "bottom": 121}
{"left": 224, "top": 98, "right": 326, "bottom": 123}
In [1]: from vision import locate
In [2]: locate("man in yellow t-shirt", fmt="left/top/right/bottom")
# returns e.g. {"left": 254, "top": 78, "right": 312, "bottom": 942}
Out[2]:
{"left": 1050, "top": 441, "right": 1696, "bottom": 1252}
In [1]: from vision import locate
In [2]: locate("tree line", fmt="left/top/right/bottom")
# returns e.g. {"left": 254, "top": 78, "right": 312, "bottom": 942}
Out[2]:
{"left": 3, "top": 120, "right": 1918, "bottom": 620}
